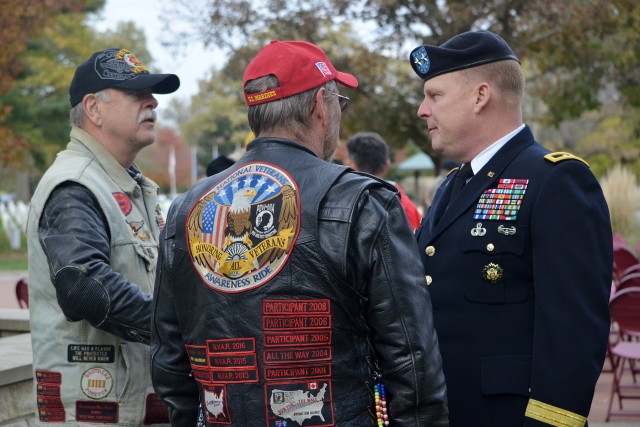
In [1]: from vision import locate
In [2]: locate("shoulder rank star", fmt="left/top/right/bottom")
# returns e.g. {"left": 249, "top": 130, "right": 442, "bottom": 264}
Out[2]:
{"left": 482, "top": 263, "right": 503, "bottom": 284}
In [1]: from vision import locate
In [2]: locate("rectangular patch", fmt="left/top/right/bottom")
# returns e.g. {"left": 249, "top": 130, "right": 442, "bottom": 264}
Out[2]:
{"left": 263, "top": 315, "right": 331, "bottom": 331}
{"left": 143, "top": 393, "right": 170, "bottom": 425}
{"left": 193, "top": 368, "right": 213, "bottom": 384}
{"left": 264, "top": 331, "right": 332, "bottom": 348}
{"left": 38, "top": 407, "right": 66, "bottom": 422}
{"left": 68, "top": 344, "right": 115, "bottom": 363}
{"left": 75, "top": 400, "right": 118, "bottom": 424}
{"left": 265, "top": 380, "right": 334, "bottom": 427}
{"left": 264, "top": 347, "right": 332, "bottom": 364}
{"left": 209, "top": 353, "right": 257, "bottom": 368}
{"left": 211, "top": 368, "right": 259, "bottom": 383}
{"left": 265, "top": 363, "right": 331, "bottom": 381}
{"left": 263, "top": 299, "right": 331, "bottom": 315}
{"left": 207, "top": 338, "right": 255, "bottom": 354}
{"left": 35, "top": 370, "right": 62, "bottom": 385}
{"left": 37, "top": 383, "right": 61, "bottom": 397}
{"left": 203, "top": 384, "right": 232, "bottom": 424}
{"left": 37, "top": 396, "right": 64, "bottom": 409}
{"left": 185, "top": 345, "right": 209, "bottom": 367}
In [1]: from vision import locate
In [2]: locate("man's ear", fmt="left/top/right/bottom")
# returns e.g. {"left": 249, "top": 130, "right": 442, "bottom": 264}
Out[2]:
{"left": 473, "top": 82, "right": 491, "bottom": 113}
{"left": 383, "top": 159, "right": 391, "bottom": 176}
{"left": 82, "top": 93, "right": 102, "bottom": 126}
{"left": 313, "top": 87, "right": 329, "bottom": 125}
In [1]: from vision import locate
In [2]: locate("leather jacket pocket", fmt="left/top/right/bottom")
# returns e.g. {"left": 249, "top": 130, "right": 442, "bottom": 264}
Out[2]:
{"left": 480, "top": 354, "right": 531, "bottom": 397}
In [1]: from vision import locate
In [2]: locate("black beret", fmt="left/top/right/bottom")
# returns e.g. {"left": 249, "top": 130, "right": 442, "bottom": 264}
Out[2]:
{"left": 410, "top": 30, "right": 520, "bottom": 81}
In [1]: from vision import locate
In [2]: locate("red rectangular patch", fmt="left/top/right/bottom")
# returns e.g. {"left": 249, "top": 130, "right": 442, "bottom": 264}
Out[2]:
{"left": 264, "top": 363, "right": 331, "bottom": 381}
{"left": 193, "top": 368, "right": 212, "bottom": 384}
{"left": 143, "top": 393, "right": 170, "bottom": 425}
{"left": 38, "top": 407, "right": 66, "bottom": 422}
{"left": 263, "top": 315, "right": 331, "bottom": 331}
{"left": 210, "top": 368, "right": 259, "bottom": 383}
{"left": 263, "top": 299, "right": 331, "bottom": 315}
{"left": 185, "top": 344, "right": 208, "bottom": 367}
{"left": 264, "top": 331, "right": 332, "bottom": 348}
{"left": 37, "top": 396, "right": 64, "bottom": 409}
{"left": 264, "top": 346, "right": 332, "bottom": 364}
{"left": 35, "top": 370, "right": 62, "bottom": 385}
{"left": 76, "top": 400, "right": 118, "bottom": 424}
{"left": 209, "top": 353, "right": 257, "bottom": 368}
{"left": 37, "top": 383, "right": 61, "bottom": 397}
{"left": 207, "top": 338, "right": 255, "bottom": 354}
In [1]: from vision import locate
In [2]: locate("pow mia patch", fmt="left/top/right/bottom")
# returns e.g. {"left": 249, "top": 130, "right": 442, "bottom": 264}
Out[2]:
{"left": 187, "top": 162, "right": 300, "bottom": 293}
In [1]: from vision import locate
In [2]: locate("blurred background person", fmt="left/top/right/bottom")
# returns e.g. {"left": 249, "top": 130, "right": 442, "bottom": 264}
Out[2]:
{"left": 346, "top": 131, "right": 423, "bottom": 231}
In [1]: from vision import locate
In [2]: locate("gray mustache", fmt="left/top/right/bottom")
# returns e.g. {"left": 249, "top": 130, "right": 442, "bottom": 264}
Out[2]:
{"left": 138, "top": 109, "right": 157, "bottom": 124}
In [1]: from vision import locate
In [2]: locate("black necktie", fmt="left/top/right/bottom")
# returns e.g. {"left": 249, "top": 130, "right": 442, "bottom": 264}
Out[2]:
{"left": 448, "top": 163, "right": 473, "bottom": 204}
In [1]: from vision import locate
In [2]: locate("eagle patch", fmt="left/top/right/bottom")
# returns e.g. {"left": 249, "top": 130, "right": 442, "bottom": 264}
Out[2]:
{"left": 186, "top": 162, "right": 300, "bottom": 293}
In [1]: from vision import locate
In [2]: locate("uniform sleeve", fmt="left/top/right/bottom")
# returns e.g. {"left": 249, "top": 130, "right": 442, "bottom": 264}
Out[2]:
{"left": 150, "top": 196, "right": 200, "bottom": 426}
{"left": 349, "top": 187, "right": 449, "bottom": 426}
{"left": 38, "top": 182, "right": 152, "bottom": 343}
{"left": 525, "top": 160, "right": 612, "bottom": 426}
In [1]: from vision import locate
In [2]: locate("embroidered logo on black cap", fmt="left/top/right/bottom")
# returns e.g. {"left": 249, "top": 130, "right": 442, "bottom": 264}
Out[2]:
{"left": 411, "top": 46, "right": 431, "bottom": 77}
{"left": 94, "top": 48, "right": 150, "bottom": 81}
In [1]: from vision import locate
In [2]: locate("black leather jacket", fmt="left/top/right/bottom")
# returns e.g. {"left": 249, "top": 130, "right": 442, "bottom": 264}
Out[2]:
{"left": 151, "top": 138, "right": 448, "bottom": 426}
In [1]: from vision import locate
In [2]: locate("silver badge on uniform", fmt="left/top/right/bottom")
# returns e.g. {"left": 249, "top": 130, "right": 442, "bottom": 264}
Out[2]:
{"left": 471, "top": 223, "right": 486, "bottom": 237}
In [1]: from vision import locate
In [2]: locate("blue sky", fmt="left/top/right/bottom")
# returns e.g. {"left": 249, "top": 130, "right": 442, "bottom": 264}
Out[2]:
{"left": 91, "top": 0, "right": 224, "bottom": 115}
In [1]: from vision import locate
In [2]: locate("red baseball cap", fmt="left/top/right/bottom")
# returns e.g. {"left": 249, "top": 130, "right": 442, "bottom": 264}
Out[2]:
{"left": 243, "top": 40, "right": 358, "bottom": 106}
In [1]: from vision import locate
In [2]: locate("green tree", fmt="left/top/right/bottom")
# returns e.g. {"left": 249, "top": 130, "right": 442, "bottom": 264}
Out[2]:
{"left": 0, "top": 0, "right": 103, "bottom": 174}
{"left": 2, "top": 15, "right": 153, "bottom": 174}
{"left": 158, "top": 0, "right": 639, "bottom": 173}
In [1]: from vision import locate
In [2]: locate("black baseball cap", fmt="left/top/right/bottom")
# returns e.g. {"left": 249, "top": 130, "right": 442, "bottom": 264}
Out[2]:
{"left": 69, "top": 48, "right": 180, "bottom": 107}
{"left": 410, "top": 30, "right": 520, "bottom": 81}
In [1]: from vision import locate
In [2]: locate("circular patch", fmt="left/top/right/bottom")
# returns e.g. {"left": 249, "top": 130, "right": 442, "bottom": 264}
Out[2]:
{"left": 81, "top": 367, "right": 113, "bottom": 400}
{"left": 112, "top": 192, "right": 132, "bottom": 216}
{"left": 187, "top": 162, "right": 300, "bottom": 293}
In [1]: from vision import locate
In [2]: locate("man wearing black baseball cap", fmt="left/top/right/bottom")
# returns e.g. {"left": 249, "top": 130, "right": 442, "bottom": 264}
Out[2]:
{"left": 410, "top": 31, "right": 612, "bottom": 426}
{"left": 26, "top": 48, "right": 179, "bottom": 426}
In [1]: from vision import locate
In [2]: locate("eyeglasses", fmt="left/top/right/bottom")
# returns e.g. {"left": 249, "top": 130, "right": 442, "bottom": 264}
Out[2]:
{"left": 327, "top": 91, "right": 350, "bottom": 112}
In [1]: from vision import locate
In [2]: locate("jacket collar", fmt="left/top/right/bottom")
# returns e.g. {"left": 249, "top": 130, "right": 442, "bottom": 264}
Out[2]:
{"left": 426, "top": 125, "right": 534, "bottom": 240}
{"left": 68, "top": 126, "right": 156, "bottom": 194}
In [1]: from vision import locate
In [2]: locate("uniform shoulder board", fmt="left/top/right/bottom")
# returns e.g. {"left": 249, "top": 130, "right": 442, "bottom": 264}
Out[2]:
{"left": 446, "top": 167, "right": 460, "bottom": 177}
{"left": 544, "top": 152, "right": 590, "bottom": 168}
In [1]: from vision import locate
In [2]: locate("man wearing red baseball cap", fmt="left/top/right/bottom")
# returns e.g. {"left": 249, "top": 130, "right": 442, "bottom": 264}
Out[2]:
{"left": 151, "top": 40, "right": 448, "bottom": 426}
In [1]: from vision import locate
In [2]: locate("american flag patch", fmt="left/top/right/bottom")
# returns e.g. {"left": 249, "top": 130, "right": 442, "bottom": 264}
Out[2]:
{"left": 315, "top": 61, "right": 333, "bottom": 78}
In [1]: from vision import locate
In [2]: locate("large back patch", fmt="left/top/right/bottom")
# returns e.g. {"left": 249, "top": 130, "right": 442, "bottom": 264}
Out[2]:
{"left": 187, "top": 162, "right": 300, "bottom": 293}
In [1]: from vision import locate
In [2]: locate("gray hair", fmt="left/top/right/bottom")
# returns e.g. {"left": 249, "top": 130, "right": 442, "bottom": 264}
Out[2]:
{"left": 245, "top": 76, "right": 337, "bottom": 138}
{"left": 69, "top": 89, "right": 111, "bottom": 127}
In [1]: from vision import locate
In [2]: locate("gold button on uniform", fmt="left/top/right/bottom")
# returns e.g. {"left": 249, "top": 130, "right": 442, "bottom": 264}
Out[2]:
{"left": 425, "top": 246, "right": 436, "bottom": 256}
{"left": 486, "top": 243, "right": 495, "bottom": 252}
{"left": 425, "top": 275, "right": 432, "bottom": 286}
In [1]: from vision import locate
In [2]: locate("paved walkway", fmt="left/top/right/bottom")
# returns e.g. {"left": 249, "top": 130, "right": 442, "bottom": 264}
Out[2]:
{"left": 1, "top": 270, "right": 640, "bottom": 425}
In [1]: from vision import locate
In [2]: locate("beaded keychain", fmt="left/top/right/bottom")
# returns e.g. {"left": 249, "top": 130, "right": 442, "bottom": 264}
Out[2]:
{"left": 374, "top": 381, "right": 389, "bottom": 426}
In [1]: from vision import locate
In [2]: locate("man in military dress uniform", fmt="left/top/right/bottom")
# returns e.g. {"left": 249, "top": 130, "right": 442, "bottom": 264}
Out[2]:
{"left": 409, "top": 30, "right": 612, "bottom": 426}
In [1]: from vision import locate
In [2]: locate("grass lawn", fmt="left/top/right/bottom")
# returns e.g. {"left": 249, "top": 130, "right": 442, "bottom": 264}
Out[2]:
{"left": 0, "top": 223, "right": 28, "bottom": 271}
